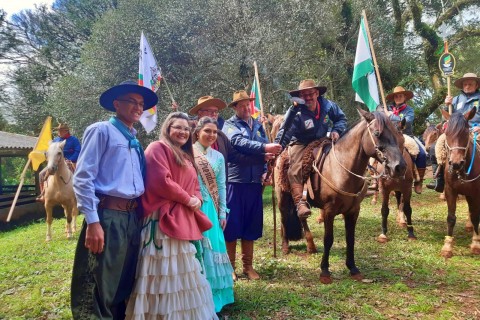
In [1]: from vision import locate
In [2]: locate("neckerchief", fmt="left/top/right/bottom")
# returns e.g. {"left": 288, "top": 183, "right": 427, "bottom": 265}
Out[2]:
{"left": 314, "top": 101, "right": 321, "bottom": 120}
{"left": 109, "top": 117, "right": 146, "bottom": 178}
{"left": 212, "top": 141, "right": 219, "bottom": 151}
{"left": 63, "top": 133, "right": 71, "bottom": 139}
{"left": 193, "top": 143, "right": 220, "bottom": 215}
{"left": 392, "top": 103, "right": 407, "bottom": 116}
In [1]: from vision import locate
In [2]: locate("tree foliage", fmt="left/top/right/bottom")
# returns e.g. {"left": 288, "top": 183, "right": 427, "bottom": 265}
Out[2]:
{"left": 0, "top": 0, "right": 479, "bottom": 138}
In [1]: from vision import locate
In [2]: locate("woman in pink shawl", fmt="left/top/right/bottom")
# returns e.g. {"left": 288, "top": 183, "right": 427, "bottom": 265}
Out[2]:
{"left": 126, "top": 112, "right": 217, "bottom": 320}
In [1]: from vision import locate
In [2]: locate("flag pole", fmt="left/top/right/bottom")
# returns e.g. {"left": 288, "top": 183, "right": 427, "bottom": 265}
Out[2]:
{"left": 160, "top": 76, "right": 177, "bottom": 106}
{"left": 362, "top": 10, "right": 387, "bottom": 112}
{"left": 443, "top": 40, "right": 452, "bottom": 115}
{"left": 6, "top": 116, "right": 51, "bottom": 222}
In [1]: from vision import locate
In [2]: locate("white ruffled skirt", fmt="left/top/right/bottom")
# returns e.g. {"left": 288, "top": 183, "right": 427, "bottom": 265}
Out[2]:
{"left": 126, "top": 211, "right": 218, "bottom": 320}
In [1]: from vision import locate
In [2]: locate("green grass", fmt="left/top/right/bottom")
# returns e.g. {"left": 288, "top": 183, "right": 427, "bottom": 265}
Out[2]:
{"left": 1, "top": 185, "right": 480, "bottom": 319}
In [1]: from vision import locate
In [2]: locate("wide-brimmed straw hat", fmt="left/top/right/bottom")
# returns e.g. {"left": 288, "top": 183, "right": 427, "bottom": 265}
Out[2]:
{"left": 54, "top": 123, "right": 70, "bottom": 131}
{"left": 99, "top": 80, "right": 159, "bottom": 112}
{"left": 228, "top": 90, "right": 255, "bottom": 107}
{"left": 453, "top": 73, "right": 480, "bottom": 89}
{"left": 386, "top": 86, "right": 414, "bottom": 102}
{"left": 189, "top": 96, "right": 227, "bottom": 115}
{"left": 289, "top": 79, "right": 327, "bottom": 97}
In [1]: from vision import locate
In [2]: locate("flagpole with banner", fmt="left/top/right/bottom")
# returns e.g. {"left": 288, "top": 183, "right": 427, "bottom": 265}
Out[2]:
{"left": 7, "top": 116, "right": 52, "bottom": 222}
{"left": 438, "top": 40, "right": 456, "bottom": 114}
{"left": 139, "top": 31, "right": 177, "bottom": 132}
{"left": 352, "top": 11, "right": 386, "bottom": 112}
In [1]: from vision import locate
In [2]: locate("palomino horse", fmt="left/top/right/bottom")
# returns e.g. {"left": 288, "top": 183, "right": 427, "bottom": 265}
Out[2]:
{"left": 275, "top": 108, "right": 406, "bottom": 283}
{"left": 44, "top": 141, "right": 78, "bottom": 241}
{"left": 439, "top": 108, "right": 480, "bottom": 258}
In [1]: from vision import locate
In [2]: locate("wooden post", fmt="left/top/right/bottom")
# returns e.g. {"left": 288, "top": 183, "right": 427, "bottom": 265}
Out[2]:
{"left": 362, "top": 10, "right": 387, "bottom": 112}
{"left": 444, "top": 41, "right": 452, "bottom": 114}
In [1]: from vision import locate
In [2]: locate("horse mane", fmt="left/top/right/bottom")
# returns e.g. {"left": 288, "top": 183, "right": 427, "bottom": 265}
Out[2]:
{"left": 340, "top": 111, "right": 388, "bottom": 139}
{"left": 445, "top": 112, "right": 468, "bottom": 137}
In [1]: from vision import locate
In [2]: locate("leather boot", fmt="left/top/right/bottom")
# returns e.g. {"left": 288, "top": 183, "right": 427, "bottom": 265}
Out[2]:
{"left": 226, "top": 241, "right": 237, "bottom": 281}
{"left": 414, "top": 168, "right": 426, "bottom": 194}
{"left": 291, "top": 184, "right": 311, "bottom": 218}
{"left": 241, "top": 240, "right": 260, "bottom": 280}
{"left": 426, "top": 164, "right": 444, "bottom": 192}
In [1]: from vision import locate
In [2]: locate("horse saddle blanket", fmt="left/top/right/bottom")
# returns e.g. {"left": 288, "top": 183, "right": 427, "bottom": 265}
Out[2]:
{"left": 277, "top": 138, "right": 331, "bottom": 192}
{"left": 403, "top": 134, "right": 420, "bottom": 157}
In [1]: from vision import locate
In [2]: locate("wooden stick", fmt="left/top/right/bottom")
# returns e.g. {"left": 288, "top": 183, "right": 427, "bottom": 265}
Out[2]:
{"left": 7, "top": 116, "right": 51, "bottom": 222}
{"left": 362, "top": 10, "right": 387, "bottom": 112}
{"left": 6, "top": 159, "right": 31, "bottom": 222}
{"left": 272, "top": 171, "right": 277, "bottom": 258}
{"left": 161, "top": 76, "right": 176, "bottom": 106}
{"left": 444, "top": 41, "right": 452, "bottom": 114}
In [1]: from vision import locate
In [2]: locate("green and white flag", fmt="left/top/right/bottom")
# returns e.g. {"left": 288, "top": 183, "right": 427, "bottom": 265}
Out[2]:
{"left": 352, "top": 17, "right": 379, "bottom": 112}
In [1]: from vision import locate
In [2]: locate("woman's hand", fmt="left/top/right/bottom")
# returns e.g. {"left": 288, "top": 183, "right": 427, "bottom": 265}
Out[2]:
{"left": 188, "top": 196, "right": 202, "bottom": 211}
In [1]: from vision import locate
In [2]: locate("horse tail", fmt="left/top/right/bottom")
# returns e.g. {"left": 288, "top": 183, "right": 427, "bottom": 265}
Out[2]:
{"left": 281, "top": 192, "right": 303, "bottom": 241}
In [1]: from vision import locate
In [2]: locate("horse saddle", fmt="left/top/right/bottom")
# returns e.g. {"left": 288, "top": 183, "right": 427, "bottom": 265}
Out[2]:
{"left": 277, "top": 138, "right": 332, "bottom": 194}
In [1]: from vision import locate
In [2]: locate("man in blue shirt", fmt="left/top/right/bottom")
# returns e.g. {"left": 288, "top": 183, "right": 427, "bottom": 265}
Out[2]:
{"left": 36, "top": 123, "right": 81, "bottom": 202}
{"left": 222, "top": 90, "right": 282, "bottom": 280}
{"left": 275, "top": 79, "right": 347, "bottom": 218}
{"left": 70, "top": 80, "right": 158, "bottom": 319}
{"left": 427, "top": 73, "right": 480, "bottom": 192}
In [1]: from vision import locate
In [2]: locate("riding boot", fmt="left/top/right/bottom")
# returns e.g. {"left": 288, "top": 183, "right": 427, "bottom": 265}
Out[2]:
{"left": 414, "top": 168, "right": 426, "bottom": 194}
{"left": 36, "top": 183, "right": 45, "bottom": 203}
{"left": 291, "top": 184, "right": 311, "bottom": 218}
{"left": 226, "top": 241, "right": 237, "bottom": 281}
{"left": 241, "top": 240, "right": 260, "bottom": 280}
{"left": 426, "top": 164, "right": 445, "bottom": 192}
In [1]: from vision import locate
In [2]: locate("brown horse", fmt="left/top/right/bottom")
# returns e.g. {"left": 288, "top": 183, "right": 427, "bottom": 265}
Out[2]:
{"left": 423, "top": 122, "right": 443, "bottom": 152}
{"left": 275, "top": 108, "right": 406, "bottom": 283}
{"left": 375, "top": 147, "right": 416, "bottom": 243}
{"left": 439, "top": 108, "right": 480, "bottom": 258}
{"left": 44, "top": 141, "right": 78, "bottom": 241}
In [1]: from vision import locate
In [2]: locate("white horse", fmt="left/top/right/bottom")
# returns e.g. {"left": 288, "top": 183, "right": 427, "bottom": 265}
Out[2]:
{"left": 44, "top": 141, "right": 78, "bottom": 241}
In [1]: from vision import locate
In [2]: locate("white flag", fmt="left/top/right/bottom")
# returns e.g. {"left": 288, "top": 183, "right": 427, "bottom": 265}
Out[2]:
{"left": 352, "top": 17, "right": 380, "bottom": 112}
{"left": 139, "top": 31, "right": 162, "bottom": 133}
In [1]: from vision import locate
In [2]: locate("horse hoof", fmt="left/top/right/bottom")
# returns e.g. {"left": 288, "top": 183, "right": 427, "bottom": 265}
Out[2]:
{"left": 465, "top": 226, "right": 474, "bottom": 233}
{"left": 377, "top": 234, "right": 388, "bottom": 243}
{"left": 351, "top": 273, "right": 363, "bottom": 281}
{"left": 319, "top": 275, "right": 332, "bottom": 284}
{"left": 397, "top": 221, "right": 407, "bottom": 228}
{"left": 407, "top": 236, "right": 417, "bottom": 241}
{"left": 470, "top": 246, "right": 480, "bottom": 255}
{"left": 307, "top": 247, "right": 318, "bottom": 254}
{"left": 439, "top": 193, "right": 445, "bottom": 200}
{"left": 45, "top": 237, "right": 51, "bottom": 242}
{"left": 282, "top": 247, "right": 290, "bottom": 255}
{"left": 316, "top": 216, "right": 324, "bottom": 224}
{"left": 440, "top": 250, "right": 453, "bottom": 259}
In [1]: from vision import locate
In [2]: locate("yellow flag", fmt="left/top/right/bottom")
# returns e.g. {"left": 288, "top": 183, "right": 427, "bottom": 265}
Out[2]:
{"left": 28, "top": 116, "right": 52, "bottom": 171}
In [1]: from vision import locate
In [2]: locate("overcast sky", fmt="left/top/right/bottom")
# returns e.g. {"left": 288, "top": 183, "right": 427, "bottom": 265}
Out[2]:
{"left": 1, "top": 0, "right": 54, "bottom": 18}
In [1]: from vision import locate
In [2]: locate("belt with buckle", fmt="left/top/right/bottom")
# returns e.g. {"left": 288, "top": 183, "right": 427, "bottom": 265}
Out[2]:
{"left": 96, "top": 193, "right": 138, "bottom": 212}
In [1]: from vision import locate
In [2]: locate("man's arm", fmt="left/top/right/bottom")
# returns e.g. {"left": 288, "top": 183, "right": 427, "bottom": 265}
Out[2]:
{"left": 329, "top": 101, "right": 347, "bottom": 135}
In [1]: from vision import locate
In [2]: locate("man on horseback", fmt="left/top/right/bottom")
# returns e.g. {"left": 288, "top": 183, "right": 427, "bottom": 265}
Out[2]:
{"left": 274, "top": 79, "right": 347, "bottom": 218}
{"left": 36, "top": 123, "right": 81, "bottom": 202}
{"left": 384, "top": 86, "right": 427, "bottom": 194}
{"left": 71, "top": 80, "right": 158, "bottom": 319}
{"left": 427, "top": 73, "right": 480, "bottom": 192}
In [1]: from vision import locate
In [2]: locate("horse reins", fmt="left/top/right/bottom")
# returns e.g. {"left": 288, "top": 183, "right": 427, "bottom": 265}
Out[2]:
{"left": 312, "top": 118, "right": 382, "bottom": 197}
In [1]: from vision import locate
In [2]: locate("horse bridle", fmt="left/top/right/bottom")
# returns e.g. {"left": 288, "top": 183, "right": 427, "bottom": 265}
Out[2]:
{"left": 445, "top": 135, "right": 480, "bottom": 183}
{"left": 312, "top": 118, "right": 385, "bottom": 197}
{"left": 48, "top": 153, "right": 72, "bottom": 185}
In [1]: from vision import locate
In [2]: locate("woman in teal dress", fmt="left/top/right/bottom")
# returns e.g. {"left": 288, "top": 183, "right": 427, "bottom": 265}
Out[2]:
{"left": 193, "top": 117, "right": 234, "bottom": 313}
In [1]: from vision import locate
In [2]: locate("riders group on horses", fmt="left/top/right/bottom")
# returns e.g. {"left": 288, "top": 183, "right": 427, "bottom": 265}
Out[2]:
{"left": 36, "top": 71, "right": 480, "bottom": 318}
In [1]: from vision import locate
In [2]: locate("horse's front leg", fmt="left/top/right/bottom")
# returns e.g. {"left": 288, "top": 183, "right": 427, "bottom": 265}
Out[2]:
{"left": 377, "top": 188, "right": 390, "bottom": 243}
{"left": 403, "top": 197, "right": 416, "bottom": 240}
{"left": 72, "top": 205, "right": 79, "bottom": 233}
{"left": 300, "top": 218, "right": 317, "bottom": 253}
{"left": 395, "top": 191, "right": 406, "bottom": 227}
{"left": 466, "top": 196, "right": 480, "bottom": 255}
{"left": 441, "top": 189, "right": 457, "bottom": 259}
{"left": 320, "top": 211, "right": 335, "bottom": 284}
{"left": 344, "top": 210, "right": 362, "bottom": 281}
{"left": 62, "top": 205, "right": 73, "bottom": 239}
{"left": 45, "top": 203, "right": 53, "bottom": 242}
